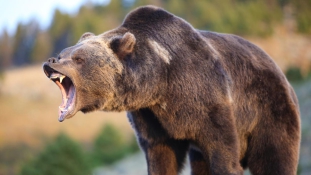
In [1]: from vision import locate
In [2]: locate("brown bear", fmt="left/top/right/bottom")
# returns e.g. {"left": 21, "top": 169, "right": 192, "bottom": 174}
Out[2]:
{"left": 43, "top": 5, "right": 300, "bottom": 175}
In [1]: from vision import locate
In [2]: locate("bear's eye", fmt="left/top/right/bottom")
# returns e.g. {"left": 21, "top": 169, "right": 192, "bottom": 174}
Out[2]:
{"left": 72, "top": 56, "right": 84, "bottom": 64}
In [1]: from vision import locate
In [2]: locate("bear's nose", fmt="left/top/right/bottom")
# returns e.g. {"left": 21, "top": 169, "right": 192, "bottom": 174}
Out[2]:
{"left": 48, "top": 57, "right": 58, "bottom": 63}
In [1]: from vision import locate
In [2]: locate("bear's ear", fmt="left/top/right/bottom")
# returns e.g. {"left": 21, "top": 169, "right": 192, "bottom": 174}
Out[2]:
{"left": 78, "top": 32, "right": 95, "bottom": 43}
{"left": 110, "top": 32, "right": 136, "bottom": 59}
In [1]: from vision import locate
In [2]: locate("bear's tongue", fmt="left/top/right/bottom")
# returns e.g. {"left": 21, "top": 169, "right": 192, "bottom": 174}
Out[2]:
{"left": 50, "top": 72, "right": 76, "bottom": 122}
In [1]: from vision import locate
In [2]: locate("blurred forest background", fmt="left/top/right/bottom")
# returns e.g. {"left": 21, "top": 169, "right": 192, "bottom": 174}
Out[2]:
{"left": 0, "top": 0, "right": 311, "bottom": 175}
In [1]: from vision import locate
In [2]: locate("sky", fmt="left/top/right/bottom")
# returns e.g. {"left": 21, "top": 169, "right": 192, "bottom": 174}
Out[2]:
{"left": 0, "top": 0, "right": 109, "bottom": 35}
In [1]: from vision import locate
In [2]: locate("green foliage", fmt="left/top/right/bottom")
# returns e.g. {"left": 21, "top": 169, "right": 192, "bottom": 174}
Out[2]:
{"left": 17, "top": 125, "right": 139, "bottom": 175}
{"left": 285, "top": 67, "right": 304, "bottom": 82}
{"left": 30, "top": 31, "right": 52, "bottom": 63}
{"left": 12, "top": 20, "right": 39, "bottom": 66}
{"left": 0, "top": 30, "right": 8, "bottom": 79}
{"left": 0, "top": 144, "right": 35, "bottom": 175}
{"left": 19, "top": 133, "right": 91, "bottom": 175}
{"left": 126, "top": 135, "right": 140, "bottom": 154}
{"left": 291, "top": 0, "right": 311, "bottom": 34}
{"left": 49, "top": 10, "right": 73, "bottom": 54}
{"left": 1, "top": 0, "right": 311, "bottom": 67}
{"left": 91, "top": 123, "right": 139, "bottom": 166}
{"left": 0, "top": 29, "right": 12, "bottom": 69}
{"left": 49, "top": 10, "right": 72, "bottom": 40}
{"left": 164, "top": 0, "right": 282, "bottom": 37}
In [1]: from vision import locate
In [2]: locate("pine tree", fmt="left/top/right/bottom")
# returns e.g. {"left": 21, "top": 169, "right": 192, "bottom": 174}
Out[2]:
{"left": 20, "top": 133, "right": 90, "bottom": 175}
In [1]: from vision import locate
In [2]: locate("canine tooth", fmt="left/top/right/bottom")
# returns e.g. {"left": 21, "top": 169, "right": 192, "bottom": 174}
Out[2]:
{"left": 59, "top": 75, "right": 66, "bottom": 83}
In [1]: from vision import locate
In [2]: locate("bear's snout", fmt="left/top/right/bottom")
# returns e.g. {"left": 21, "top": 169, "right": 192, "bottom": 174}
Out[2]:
{"left": 47, "top": 57, "right": 58, "bottom": 64}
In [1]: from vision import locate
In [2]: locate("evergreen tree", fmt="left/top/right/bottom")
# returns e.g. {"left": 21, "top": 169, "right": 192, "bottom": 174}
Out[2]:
{"left": 92, "top": 124, "right": 127, "bottom": 166}
{"left": 20, "top": 133, "right": 91, "bottom": 175}
{"left": 0, "top": 29, "right": 12, "bottom": 70}
{"left": 91, "top": 123, "right": 139, "bottom": 167}
{"left": 31, "top": 31, "right": 52, "bottom": 63}
{"left": 49, "top": 9, "right": 73, "bottom": 55}
{"left": 12, "top": 20, "right": 39, "bottom": 66}
{"left": 292, "top": 0, "right": 311, "bottom": 34}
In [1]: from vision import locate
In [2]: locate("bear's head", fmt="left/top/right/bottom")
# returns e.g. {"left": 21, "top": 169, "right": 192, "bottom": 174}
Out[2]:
{"left": 43, "top": 5, "right": 205, "bottom": 122}
{"left": 43, "top": 31, "right": 138, "bottom": 122}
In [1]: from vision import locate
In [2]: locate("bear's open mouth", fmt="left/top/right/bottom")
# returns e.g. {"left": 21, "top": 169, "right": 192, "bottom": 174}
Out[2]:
{"left": 43, "top": 65, "right": 76, "bottom": 122}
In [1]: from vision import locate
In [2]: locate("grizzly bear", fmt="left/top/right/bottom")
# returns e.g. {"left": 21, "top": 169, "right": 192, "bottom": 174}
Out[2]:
{"left": 43, "top": 5, "right": 300, "bottom": 175}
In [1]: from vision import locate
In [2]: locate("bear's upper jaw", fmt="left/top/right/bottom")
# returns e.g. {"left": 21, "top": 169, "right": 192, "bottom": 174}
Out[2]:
{"left": 43, "top": 64, "right": 76, "bottom": 122}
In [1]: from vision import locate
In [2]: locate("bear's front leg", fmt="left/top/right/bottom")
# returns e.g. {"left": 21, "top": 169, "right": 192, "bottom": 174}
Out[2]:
{"left": 189, "top": 148, "right": 210, "bottom": 175}
{"left": 139, "top": 139, "right": 189, "bottom": 175}
{"left": 128, "top": 109, "right": 189, "bottom": 175}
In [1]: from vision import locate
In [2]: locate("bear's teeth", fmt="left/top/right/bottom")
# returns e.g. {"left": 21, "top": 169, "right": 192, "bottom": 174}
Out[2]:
{"left": 50, "top": 73, "right": 66, "bottom": 83}
{"left": 59, "top": 75, "right": 65, "bottom": 83}
{"left": 49, "top": 74, "right": 58, "bottom": 80}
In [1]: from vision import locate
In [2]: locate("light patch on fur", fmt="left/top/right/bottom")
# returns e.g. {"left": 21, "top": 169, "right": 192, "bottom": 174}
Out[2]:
{"left": 206, "top": 40, "right": 220, "bottom": 59}
{"left": 148, "top": 39, "right": 172, "bottom": 64}
{"left": 160, "top": 102, "right": 167, "bottom": 110}
{"left": 227, "top": 87, "right": 233, "bottom": 103}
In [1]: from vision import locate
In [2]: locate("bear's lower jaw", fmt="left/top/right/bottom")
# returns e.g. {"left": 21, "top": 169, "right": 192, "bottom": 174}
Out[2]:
{"left": 57, "top": 79, "right": 76, "bottom": 122}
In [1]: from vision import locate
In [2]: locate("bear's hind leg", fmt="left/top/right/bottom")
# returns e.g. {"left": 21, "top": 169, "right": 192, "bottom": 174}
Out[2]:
{"left": 247, "top": 128, "right": 300, "bottom": 175}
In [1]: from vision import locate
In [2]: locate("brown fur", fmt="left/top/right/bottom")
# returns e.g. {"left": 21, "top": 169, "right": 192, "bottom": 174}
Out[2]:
{"left": 43, "top": 6, "right": 300, "bottom": 175}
